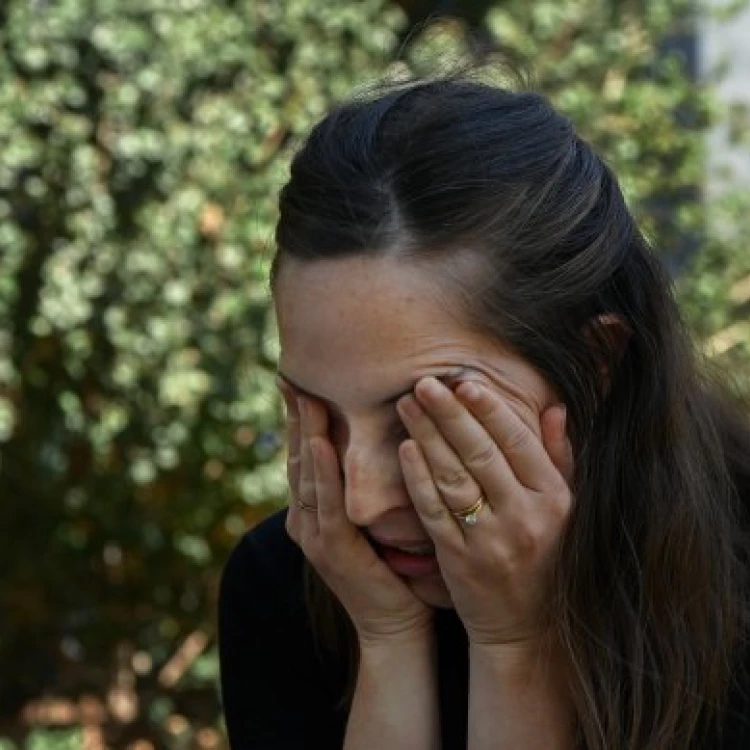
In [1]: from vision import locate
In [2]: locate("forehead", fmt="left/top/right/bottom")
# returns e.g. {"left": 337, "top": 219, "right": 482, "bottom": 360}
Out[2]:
{"left": 274, "top": 255, "right": 493, "bottom": 400}
{"left": 276, "top": 255, "right": 450, "bottom": 342}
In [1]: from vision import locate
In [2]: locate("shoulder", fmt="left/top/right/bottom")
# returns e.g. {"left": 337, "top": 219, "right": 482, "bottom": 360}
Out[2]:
{"left": 219, "top": 507, "right": 305, "bottom": 620}
{"left": 218, "top": 509, "right": 347, "bottom": 747}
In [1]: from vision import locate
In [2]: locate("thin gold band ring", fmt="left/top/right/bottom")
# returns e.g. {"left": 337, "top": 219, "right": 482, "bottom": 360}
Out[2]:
{"left": 450, "top": 495, "right": 485, "bottom": 526}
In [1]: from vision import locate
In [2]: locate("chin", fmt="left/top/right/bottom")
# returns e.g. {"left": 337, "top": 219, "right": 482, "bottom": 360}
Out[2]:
{"left": 409, "top": 576, "right": 454, "bottom": 609}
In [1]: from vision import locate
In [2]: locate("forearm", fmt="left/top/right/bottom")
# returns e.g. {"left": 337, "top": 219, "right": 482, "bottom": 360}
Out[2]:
{"left": 468, "top": 640, "right": 577, "bottom": 750}
{"left": 344, "top": 633, "right": 441, "bottom": 750}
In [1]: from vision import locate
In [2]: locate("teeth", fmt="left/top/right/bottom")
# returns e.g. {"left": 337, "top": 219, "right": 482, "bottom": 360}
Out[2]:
{"left": 394, "top": 545, "right": 435, "bottom": 555}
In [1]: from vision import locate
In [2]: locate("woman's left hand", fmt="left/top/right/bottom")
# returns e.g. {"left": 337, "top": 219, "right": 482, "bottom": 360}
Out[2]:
{"left": 396, "top": 375, "right": 574, "bottom": 648}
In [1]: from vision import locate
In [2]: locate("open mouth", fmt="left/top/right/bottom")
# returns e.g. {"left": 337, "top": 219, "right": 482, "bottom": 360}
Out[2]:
{"left": 385, "top": 542, "right": 435, "bottom": 555}
{"left": 371, "top": 539, "right": 441, "bottom": 578}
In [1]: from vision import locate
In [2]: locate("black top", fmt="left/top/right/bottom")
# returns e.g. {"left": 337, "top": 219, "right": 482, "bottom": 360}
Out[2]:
{"left": 218, "top": 509, "right": 750, "bottom": 749}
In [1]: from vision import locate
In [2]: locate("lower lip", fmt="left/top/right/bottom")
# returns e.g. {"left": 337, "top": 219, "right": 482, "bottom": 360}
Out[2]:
{"left": 378, "top": 545, "right": 441, "bottom": 578}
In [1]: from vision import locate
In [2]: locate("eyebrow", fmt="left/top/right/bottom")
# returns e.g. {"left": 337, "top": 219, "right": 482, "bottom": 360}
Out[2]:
{"left": 276, "top": 368, "right": 470, "bottom": 409}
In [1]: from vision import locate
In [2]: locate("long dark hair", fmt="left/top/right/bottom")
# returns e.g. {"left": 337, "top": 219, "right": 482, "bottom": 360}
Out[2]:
{"left": 271, "top": 68, "right": 750, "bottom": 749}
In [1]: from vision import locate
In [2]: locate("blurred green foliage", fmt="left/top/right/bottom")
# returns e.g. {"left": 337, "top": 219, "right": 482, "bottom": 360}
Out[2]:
{"left": 0, "top": 0, "right": 748, "bottom": 747}
{"left": 0, "top": 0, "right": 403, "bottom": 745}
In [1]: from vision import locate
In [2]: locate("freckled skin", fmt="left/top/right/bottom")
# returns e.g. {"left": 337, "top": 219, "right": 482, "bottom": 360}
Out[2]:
{"left": 275, "top": 255, "right": 561, "bottom": 608}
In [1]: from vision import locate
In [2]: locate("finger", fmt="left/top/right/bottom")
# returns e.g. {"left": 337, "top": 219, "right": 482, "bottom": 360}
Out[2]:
{"left": 296, "top": 397, "right": 320, "bottom": 535}
{"left": 310, "top": 434, "right": 350, "bottom": 533}
{"left": 454, "top": 381, "right": 564, "bottom": 493}
{"left": 307, "top": 404, "right": 367, "bottom": 553}
{"left": 540, "top": 405, "right": 574, "bottom": 487}
{"left": 397, "top": 389, "right": 486, "bottom": 514}
{"left": 301, "top": 396, "right": 350, "bottom": 532}
{"left": 285, "top": 497, "right": 303, "bottom": 544}
{"left": 409, "top": 378, "right": 509, "bottom": 503}
{"left": 276, "top": 377, "right": 301, "bottom": 498}
{"left": 399, "top": 438, "right": 466, "bottom": 547}
{"left": 277, "top": 378, "right": 306, "bottom": 544}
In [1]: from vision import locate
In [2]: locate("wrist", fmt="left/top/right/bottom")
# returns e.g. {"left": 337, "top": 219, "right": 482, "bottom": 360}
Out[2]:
{"left": 358, "top": 624, "right": 437, "bottom": 656}
{"left": 347, "top": 625, "right": 441, "bottom": 750}
{"left": 469, "top": 635, "right": 570, "bottom": 682}
{"left": 468, "top": 636, "right": 576, "bottom": 749}
{"left": 357, "top": 616, "right": 436, "bottom": 652}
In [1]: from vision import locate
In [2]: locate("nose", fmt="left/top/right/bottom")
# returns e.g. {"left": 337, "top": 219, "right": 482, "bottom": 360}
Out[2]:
{"left": 341, "top": 441, "right": 411, "bottom": 528}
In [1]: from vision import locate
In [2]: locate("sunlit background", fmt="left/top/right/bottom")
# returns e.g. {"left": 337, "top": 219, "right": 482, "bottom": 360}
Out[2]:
{"left": 1, "top": 0, "right": 749, "bottom": 747}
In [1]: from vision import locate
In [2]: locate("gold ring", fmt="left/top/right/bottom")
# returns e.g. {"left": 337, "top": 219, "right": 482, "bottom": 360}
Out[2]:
{"left": 296, "top": 498, "right": 318, "bottom": 512}
{"left": 450, "top": 495, "right": 485, "bottom": 526}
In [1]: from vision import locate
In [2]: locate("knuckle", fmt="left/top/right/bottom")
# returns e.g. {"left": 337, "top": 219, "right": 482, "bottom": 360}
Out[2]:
{"left": 465, "top": 441, "right": 498, "bottom": 470}
{"left": 434, "top": 467, "right": 471, "bottom": 492}
{"left": 298, "top": 478, "right": 316, "bottom": 503}
{"left": 504, "top": 511, "right": 553, "bottom": 558}
{"left": 287, "top": 455, "right": 301, "bottom": 476}
{"left": 513, "top": 526, "right": 539, "bottom": 555}
{"left": 317, "top": 503, "right": 338, "bottom": 523}
{"left": 414, "top": 474, "right": 436, "bottom": 499}
{"left": 493, "top": 528, "right": 537, "bottom": 565}
{"left": 422, "top": 502, "right": 451, "bottom": 523}
{"left": 503, "top": 425, "right": 531, "bottom": 453}
{"left": 483, "top": 400, "right": 504, "bottom": 423}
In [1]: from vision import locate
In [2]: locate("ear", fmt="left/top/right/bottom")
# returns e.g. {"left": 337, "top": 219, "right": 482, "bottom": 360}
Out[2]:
{"left": 582, "top": 313, "right": 632, "bottom": 392}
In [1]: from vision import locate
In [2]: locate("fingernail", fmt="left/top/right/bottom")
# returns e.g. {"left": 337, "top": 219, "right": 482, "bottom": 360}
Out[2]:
{"left": 397, "top": 394, "right": 423, "bottom": 420}
{"left": 418, "top": 376, "right": 444, "bottom": 398}
{"left": 399, "top": 439, "right": 419, "bottom": 463}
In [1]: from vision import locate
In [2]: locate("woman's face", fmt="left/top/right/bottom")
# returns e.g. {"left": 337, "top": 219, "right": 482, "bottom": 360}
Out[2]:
{"left": 274, "top": 255, "right": 561, "bottom": 608}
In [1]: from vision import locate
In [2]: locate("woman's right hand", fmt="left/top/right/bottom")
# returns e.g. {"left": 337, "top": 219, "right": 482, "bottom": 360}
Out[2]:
{"left": 277, "top": 378, "right": 434, "bottom": 647}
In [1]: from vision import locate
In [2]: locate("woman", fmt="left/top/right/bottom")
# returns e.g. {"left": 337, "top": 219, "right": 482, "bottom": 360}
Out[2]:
{"left": 218, "top": 71, "right": 750, "bottom": 749}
